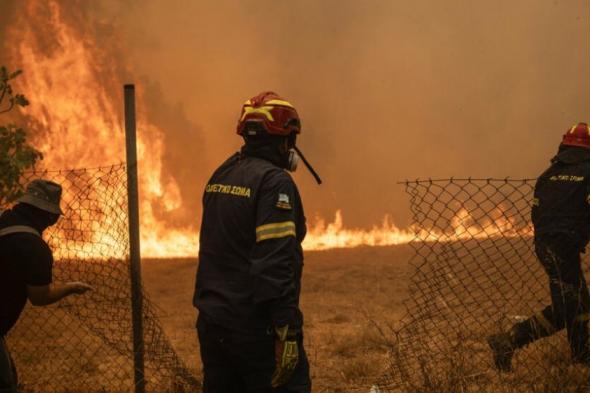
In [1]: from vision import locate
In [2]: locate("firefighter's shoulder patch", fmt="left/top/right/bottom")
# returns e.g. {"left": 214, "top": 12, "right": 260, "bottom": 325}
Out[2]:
{"left": 276, "top": 193, "right": 292, "bottom": 210}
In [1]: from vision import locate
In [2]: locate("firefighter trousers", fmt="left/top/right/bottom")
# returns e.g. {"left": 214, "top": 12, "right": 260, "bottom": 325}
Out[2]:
{"left": 197, "top": 314, "right": 311, "bottom": 393}
{"left": 512, "top": 234, "right": 590, "bottom": 360}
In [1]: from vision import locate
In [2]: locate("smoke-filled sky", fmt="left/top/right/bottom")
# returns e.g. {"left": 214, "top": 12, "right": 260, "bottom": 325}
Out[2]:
{"left": 2, "top": 0, "right": 590, "bottom": 229}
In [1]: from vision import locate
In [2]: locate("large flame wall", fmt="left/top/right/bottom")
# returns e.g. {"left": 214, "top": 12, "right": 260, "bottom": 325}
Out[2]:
{"left": 5, "top": 1, "right": 198, "bottom": 257}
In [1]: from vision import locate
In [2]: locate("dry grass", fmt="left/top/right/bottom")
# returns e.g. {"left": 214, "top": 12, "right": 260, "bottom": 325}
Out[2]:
{"left": 11, "top": 242, "right": 590, "bottom": 392}
{"left": 142, "top": 244, "right": 413, "bottom": 392}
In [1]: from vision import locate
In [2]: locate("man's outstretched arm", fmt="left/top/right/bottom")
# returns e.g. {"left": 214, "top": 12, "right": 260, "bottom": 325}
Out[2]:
{"left": 27, "top": 282, "right": 93, "bottom": 306}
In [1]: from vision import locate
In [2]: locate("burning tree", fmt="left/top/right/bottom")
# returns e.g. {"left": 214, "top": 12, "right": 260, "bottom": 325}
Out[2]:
{"left": 0, "top": 66, "right": 42, "bottom": 204}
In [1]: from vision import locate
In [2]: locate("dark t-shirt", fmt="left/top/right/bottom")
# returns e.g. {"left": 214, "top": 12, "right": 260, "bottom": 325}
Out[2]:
{"left": 0, "top": 209, "right": 53, "bottom": 336}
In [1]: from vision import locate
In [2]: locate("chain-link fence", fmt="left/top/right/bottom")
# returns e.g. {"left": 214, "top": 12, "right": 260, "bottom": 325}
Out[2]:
{"left": 4, "top": 164, "right": 200, "bottom": 392}
{"left": 373, "top": 178, "right": 590, "bottom": 392}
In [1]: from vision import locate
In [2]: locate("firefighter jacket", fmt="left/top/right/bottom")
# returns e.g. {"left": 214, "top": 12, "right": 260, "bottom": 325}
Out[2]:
{"left": 193, "top": 152, "right": 306, "bottom": 333}
{"left": 532, "top": 146, "right": 590, "bottom": 248}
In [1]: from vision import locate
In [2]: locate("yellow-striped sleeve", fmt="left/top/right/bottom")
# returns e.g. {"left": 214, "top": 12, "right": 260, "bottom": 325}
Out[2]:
{"left": 256, "top": 221, "right": 296, "bottom": 242}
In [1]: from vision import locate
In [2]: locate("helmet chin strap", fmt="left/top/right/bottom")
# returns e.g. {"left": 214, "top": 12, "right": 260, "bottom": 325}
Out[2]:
{"left": 293, "top": 146, "right": 322, "bottom": 185}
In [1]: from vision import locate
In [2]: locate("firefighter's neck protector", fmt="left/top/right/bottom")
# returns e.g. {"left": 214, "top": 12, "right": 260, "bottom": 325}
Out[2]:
{"left": 241, "top": 134, "right": 291, "bottom": 169}
{"left": 241, "top": 125, "right": 322, "bottom": 184}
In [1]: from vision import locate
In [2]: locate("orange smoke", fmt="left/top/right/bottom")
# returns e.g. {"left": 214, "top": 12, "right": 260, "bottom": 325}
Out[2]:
{"left": 4, "top": 1, "right": 533, "bottom": 259}
{"left": 7, "top": 0, "right": 427, "bottom": 259}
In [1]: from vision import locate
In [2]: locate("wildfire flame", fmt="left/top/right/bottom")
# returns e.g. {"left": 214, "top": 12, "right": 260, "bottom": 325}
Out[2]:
{"left": 304, "top": 210, "right": 416, "bottom": 250}
{"left": 303, "top": 207, "right": 532, "bottom": 253}
{"left": 5, "top": 1, "right": 533, "bottom": 259}
{"left": 9, "top": 1, "right": 193, "bottom": 258}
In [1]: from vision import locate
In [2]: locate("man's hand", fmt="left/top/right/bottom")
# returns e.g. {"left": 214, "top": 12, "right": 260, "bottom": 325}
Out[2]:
{"left": 271, "top": 325, "right": 299, "bottom": 388}
{"left": 66, "top": 281, "right": 93, "bottom": 295}
{"left": 27, "top": 281, "right": 93, "bottom": 306}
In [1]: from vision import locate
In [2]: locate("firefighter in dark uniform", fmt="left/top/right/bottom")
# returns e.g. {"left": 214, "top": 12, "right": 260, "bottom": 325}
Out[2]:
{"left": 488, "top": 122, "right": 590, "bottom": 371}
{"left": 0, "top": 180, "right": 92, "bottom": 392}
{"left": 193, "top": 92, "right": 312, "bottom": 392}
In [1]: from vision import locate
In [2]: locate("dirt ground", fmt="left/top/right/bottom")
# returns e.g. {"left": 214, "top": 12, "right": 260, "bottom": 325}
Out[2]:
{"left": 142, "top": 244, "right": 414, "bottom": 393}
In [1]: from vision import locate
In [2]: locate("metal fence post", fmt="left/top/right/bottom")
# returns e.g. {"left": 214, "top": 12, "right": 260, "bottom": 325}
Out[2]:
{"left": 124, "top": 84, "right": 146, "bottom": 393}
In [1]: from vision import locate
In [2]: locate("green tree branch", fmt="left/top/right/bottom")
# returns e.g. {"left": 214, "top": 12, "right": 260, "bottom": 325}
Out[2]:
{"left": 0, "top": 66, "right": 42, "bottom": 204}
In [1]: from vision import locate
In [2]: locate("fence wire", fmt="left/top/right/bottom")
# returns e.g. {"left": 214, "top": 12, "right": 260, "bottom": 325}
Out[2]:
{"left": 373, "top": 178, "right": 590, "bottom": 392}
{"left": 4, "top": 164, "right": 200, "bottom": 392}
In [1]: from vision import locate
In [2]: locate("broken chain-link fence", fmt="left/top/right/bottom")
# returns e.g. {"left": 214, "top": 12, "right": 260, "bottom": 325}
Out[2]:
{"left": 373, "top": 178, "right": 590, "bottom": 392}
{"left": 4, "top": 164, "right": 200, "bottom": 393}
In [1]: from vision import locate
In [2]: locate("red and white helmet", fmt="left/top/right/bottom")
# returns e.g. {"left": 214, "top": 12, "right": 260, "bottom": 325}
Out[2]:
{"left": 237, "top": 91, "right": 301, "bottom": 136}
{"left": 562, "top": 122, "right": 590, "bottom": 148}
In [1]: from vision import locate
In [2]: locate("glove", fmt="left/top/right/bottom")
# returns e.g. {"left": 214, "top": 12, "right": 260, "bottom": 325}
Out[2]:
{"left": 271, "top": 325, "right": 299, "bottom": 388}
